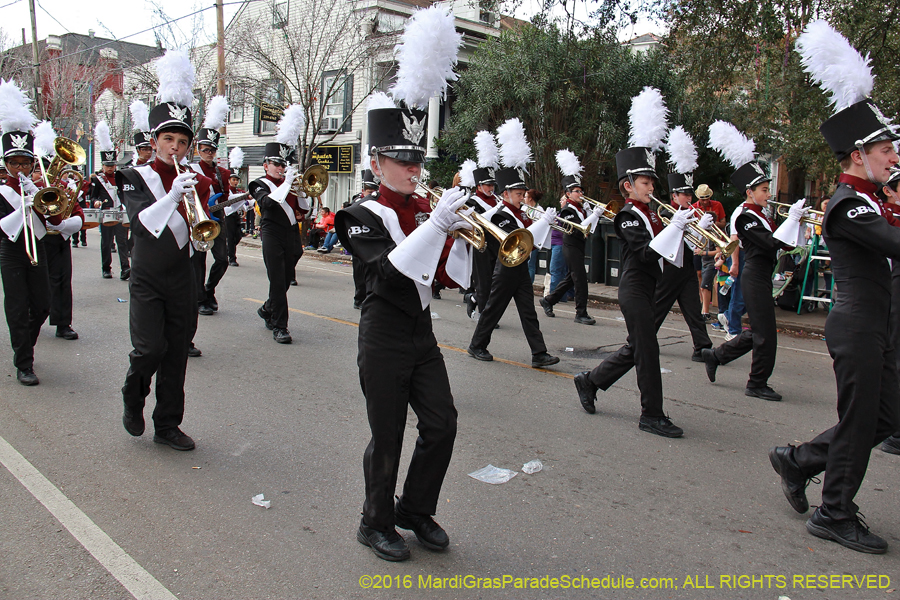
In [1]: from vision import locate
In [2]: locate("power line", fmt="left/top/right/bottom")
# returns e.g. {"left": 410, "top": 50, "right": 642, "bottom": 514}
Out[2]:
{"left": 0, "top": 0, "right": 25, "bottom": 10}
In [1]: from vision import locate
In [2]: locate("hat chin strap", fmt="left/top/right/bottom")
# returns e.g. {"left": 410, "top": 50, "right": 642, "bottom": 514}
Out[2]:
{"left": 856, "top": 142, "right": 881, "bottom": 184}
{"left": 374, "top": 153, "right": 403, "bottom": 195}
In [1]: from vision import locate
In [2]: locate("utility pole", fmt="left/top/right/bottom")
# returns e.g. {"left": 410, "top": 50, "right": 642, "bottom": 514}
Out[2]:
{"left": 216, "top": 0, "right": 226, "bottom": 157}
{"left": 28, "top": 0, "right": 42, "bottom": 118}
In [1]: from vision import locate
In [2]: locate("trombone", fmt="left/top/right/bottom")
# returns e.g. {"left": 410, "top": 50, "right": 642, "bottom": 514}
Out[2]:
{"left": 172, "top": 156, "right": 221, "bottom": 252}
{"left": 768, "top": 201, "right": 824, "bottom": 226}
{"left": 412, "top": 177, "right": 534, "bottom": 268}
{"left": 651, "top": 196, "right": 739, "bottom": 257}
{"left": 18, "top": 173, "right": 38, "bottom": 265}
{"left": 521, "top": 204, "right": 592, "bottom": 236}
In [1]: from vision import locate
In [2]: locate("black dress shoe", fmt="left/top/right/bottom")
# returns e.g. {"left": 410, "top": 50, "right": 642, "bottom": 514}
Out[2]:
{"left": 691, "top": 349, "right": 707, "bottom": 362}
{"left": 356, "top": 521, "right": 410, "bottom": 561}
{"left": 120, "top": 268, "right": 131, "bottom": 281}
{"left": 745, "top": 385, "right": 782, "bottom": 401}
{"left": 122, "top": 406, "right": 144, "bottom": 436}
{"left": 638, "top": 415, "right": 683, "bottom": 438}
{"left": 353, "top": 300, "right": 362, "bottom": 310}
{"left": 228, "top": 260, "right": 239, "bottom": 267}
{"left": 55, "top": 326, "right": 79, "bottom": 340}
{"left": 198, "top": 303, "right": 214, "bottom": 316}
{"left": 701, "top": 348, "right": 718, "bottom": 382}
{"left": 153, "top": 428, "right": 195, "bottom": 451}
{"left": 467, "top": 346, "right": 493, "bottom": 361}
{"left": 81, "top": 241, "right": 86, "bottom": 247}
{"left": 806, "top": 507, "right": 887, "bottom": 554}
{"left": 531, "top": 352, "right": 560, "bottom": 368}
{"left": 768, "top": 446, "right": 811, "bottom": 513}
{"left": 290, "top": 279, "right": 298, "bottom": 286}
{"left": 206, "top": 290, "right": 218, "bottom": 311}
{"left": 187, "top": 346, "right": 202, "bottom": 358}
{"left": 574, "top": 371, "right": 597, "bottom": 414}
{"left": 539, "top": 297, "right": 555, "bottom": 317}
{"left": 881, "top": 434, "right": 900, "bottom": 455}
{"left": 395, "top": 504, "right": 449, "bottom": 550}
{"left": 102, "top": 271, "right": 112, "bottom": 279}
{"left": 16, "top": 368, "right": 39, "bottom": 386}
{"left": 574, "top": 314, "right": 596, "bottom": 325}
{"left": 258, "top": 305, "right": 274, "bottom": 330}
{"left": 273, "top": 328, "right": 292, "bottom": 344}
{"left": 432, "top": 290, "right": 441, "bottom": 300}
{"left": 465, "top": 295, "right": 476, "bottom": 319}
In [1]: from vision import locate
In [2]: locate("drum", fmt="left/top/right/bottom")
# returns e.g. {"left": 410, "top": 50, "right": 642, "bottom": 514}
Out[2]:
{"left": 101, "top": 209, "right": 122, "bottom": 226}
{"left": 120, "top": 208, "right": 130, "bottom": 228}
{"left": 82, "top": 208, "right": 100, "bottom": 229}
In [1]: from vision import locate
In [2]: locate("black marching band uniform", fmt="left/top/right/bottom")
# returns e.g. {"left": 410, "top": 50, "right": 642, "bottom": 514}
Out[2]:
{"left": 117, "top": 92, "right": 213, "bottom": 451}
{"left": 335, "top": 105, "right": 470, "bottom": 562}
{"left": 351, "top": 169, "right": 378, "bottom": 309}
{"left": 464, "top": 167, "right": 499, "bottom": 319}
{"left": 227, "top": 174, "right": 248, "bottom": 266}
{"left": 89, "top": 154, "right": 131, "bottom": 280}
{"left": 249, "top": 142, "right": 307, "bottom": 343}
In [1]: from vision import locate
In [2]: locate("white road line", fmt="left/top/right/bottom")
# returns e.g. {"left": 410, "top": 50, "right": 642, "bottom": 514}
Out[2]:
{"left": 0, "top": 435, "right": 177, "bottom": 600}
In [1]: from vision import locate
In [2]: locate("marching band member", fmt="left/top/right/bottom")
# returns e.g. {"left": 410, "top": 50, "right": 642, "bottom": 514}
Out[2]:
{"left": 117, "top": 50, "right": 213, "bottom": 451}
{"left": 539, "top": 150, "right": 597, "bottom": 325}
{"left": 463, "top": 131, "right": 501, "bottom": 320}
{"left": 0, "top": 81, "right": 60, "bottom": 385}
{"left": 770, "top": 22, "right": 900, "bottom": 553}
{"left": 573, "top": 87, "right": 694, "bottom": 437}
{"left": 190, "top": 96, "right": 231, "bottom": 315}
{"left": 700, "top": 122, "right": 805, "bottom": 402}
{"left": 130, "top": 100, "right": 153, "bottom": 167}
{"left": 350, "top": 166, "right": 378, "bottom": 309}
{"left": 467, "top": 118, "right": 559, "bottom": 368}
{"left": 91, "top": 121, "right": 131, "bottom": 280}
{"left": 880, "top": 168, "right": 900, "bottom": 456}
{"left": 33, "top": 121, "right": 84, "bottom": 341}
{"left": 226, "top": 146, "right": 249, "bottom": 267}
{"left": 248, "top": 104, "right": 308, "bottom": 344}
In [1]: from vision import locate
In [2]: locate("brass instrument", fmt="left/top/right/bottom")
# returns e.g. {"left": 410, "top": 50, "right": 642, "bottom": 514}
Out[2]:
{"left": 291, "top": 163, "right": 329, "bottom": 198}
{"left": 42, "top": 137, "right": 87, "bottom": 234}
{"left": 652, "top": 196, "right": 738, "bottom": 257}
{"left": 172, "top": 156, "right": 221, "bottom": 251}
{"left": 768, "top": 201, "right": 824, "bottom": 226}
{"left": 580, "top": 195, "right": 621, "bottom": 221}
{"left": 413, "top": 177, "right": 534, "bottom": 268}
{"left": 18, "top": 174, "right": 38, "bottom": 265}
{"left": 522, "top": 204, "right": 592, "bottom": 236}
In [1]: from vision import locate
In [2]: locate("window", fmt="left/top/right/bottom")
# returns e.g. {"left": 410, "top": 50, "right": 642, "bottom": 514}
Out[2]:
{"left": 274, "top": 1, "right": 288, "bottom": 29}
{"left": 320, "top": 71, "right": 353, "bottom": 134}
{"left": 227, "top": 85, "right": 244, "bottom": 123}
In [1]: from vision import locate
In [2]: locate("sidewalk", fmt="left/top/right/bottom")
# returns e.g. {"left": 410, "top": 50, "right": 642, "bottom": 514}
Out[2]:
{"left": 239, "top": 236, "right": 829, "bottom": 337}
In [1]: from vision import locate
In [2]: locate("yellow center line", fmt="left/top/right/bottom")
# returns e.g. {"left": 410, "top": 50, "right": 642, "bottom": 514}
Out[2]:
{"left": 243, "top": 298, "right": 574, "bottom": 379}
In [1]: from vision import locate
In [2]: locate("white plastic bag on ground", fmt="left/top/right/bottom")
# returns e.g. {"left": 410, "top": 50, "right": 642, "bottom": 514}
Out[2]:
{"left": 468, "top": 464, "right": 517, "bottom": 484}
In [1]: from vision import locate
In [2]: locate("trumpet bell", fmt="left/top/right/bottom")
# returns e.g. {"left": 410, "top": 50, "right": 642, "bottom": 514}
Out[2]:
{"left": 301, "top": 164, "right": 329, "bottom": 197}
{"left": 497, "top": 229, "right": 534, "bottom": 268}
{"left": 192, "top": 220, "right": 221, "bottom": 243}
{"left": 33, "top": 186, "right": 67, "bottom": 216}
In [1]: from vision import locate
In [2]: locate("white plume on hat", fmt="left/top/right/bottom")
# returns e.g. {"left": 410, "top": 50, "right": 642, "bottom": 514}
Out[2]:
{"left": 496, "top": 118, "right": 532, "bottom": 171}
{"left": 474, "top": 130, "right": 500, "bottom": 169}
{"left": 202, "top": 95, "right": 230, "bottom": 130}
{"left": 129, "top": 99, "right": 150, "bottom": 132}
{"left": 33, "top": 121, "right": 57, "bottom": 157}
{"left": 0, "top": 79, "right": 37, "bottom": 134}
{"left": 389, "top": 5, "right": 462, "bottom": 110}
{"left": 665, "top": 126, "right": 698, "bottom": 174}
{"left": 628, "top": 87, "right": 668, "bottom": 152}
{"left": 229, "top": 146, "right": 244, "bottom": 170}
{"left": 708, "top": 121, "right": 755, "bottom": 169}
{"left": 795, "top": 20, "right": 873, "bottom": 114}
{"left": 366, "top": 92, "right": 396, "bottom": 111}
{"left": 155, "top": 50, "right": 195, "bottom": 107}
{"left": 555, "top": 149, "right": 583, "bottom": 177}
{"left": 275, "top": 104, "right": 306, "bottom": 146}
{"left": 459, "top": 159, "right": 477, "bottom": 188}
{"left": 95, "top": 120, "right": 114, "bottom": 153}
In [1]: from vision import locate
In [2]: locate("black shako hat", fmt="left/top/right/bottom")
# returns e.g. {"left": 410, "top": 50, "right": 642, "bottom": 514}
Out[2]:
{"left": 195, "top": 127, "right": 221, "bottom": 148}
{"left": 820, "top": 99, "right": 900, "bottom": 161}
{"left": 667, "top": 172, "right": 695, "bottom": 194}
{"left": 361, "top": 169, "right": 378, "bottom": 189}
{"left": 615, "top": 147, "right": 658, "bottom": 182}
{"left": 561, "top": 174, "right": 582, "bottom": 191}
{"left": 149, "top": 102, "right": 194, "bottom": 144}
{"left": 2, "top": 131, "right": 34, "bottom": 160}
{"left": 730, "top": 161, "right": 771, "bottom": 190}
{"left": 133, "top": 131, "right": 151, "bottom": 148}
{"left": 263, "top": 142, "right": 294, "bottom": 165}
{"left": 472, "top": 167, "right": 496, "bottom": 186}
{"left": 494, "top": 167, "right": 527, "bottom": 192}
{"left": 367, "top": 107, "right": 427, "bottom": 163}
{"left": 100, "top": 150, "right": 118, "bottom": 165}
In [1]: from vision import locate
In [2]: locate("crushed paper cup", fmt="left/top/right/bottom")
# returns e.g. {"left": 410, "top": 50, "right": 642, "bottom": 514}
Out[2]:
{"left": 468, "top": 464, "right": 517, "bottom": 484}
{"left": 251, "top": 493, "right": 271, "bottom": 509}
{"left": 522, "top": 459, "right": 543, "bottom": 474}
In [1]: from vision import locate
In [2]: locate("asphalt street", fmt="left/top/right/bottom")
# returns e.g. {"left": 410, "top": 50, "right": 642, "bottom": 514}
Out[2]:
{"left": 0, "top": 229, "right": 897, "bottom": 600}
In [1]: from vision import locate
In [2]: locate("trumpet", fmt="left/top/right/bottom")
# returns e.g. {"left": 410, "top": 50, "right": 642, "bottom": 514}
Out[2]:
{"left": 768, "top": 201, "right": 824, "bottom": 226}
{"left": 580, "top": 195, "right": 620, "bottom": 221}
{"left": 42, "top": 137, "right": 86, "bottom": 235}
{"left": 290, "top": 163, "right": 329, "bottom": 198}
{"left": 412, "top": 178, "right": 533, "bottom": 268}
{"left": 172, "top": 156, "right": 220, "bottom": 252}
{"left": 522, "top": 204, "right": 592, "bottom": 236}
{"left": 652, "top": 197, "right": 738, "bottom": 257}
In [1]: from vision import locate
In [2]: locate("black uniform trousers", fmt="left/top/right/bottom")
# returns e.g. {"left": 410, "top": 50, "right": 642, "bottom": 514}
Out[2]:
{"left": 584, "top": 259, "right": 711, "bottom": 393}
{"left": 100, "top": 223, "right": 130, "bottom": 274}
{"left": 360, "top": 295, "right": 457, "bottom": 531}
{"left": 544, "top": 241, "right": 588, "bottom": 315}
{"left": 200, "top": 225, "right": 229, "bottom": 303}
{"left": 44, "top": 234, "right": 73, "bottom": 328}
{"left": 711, "top": 258, "right": 776, "bottom": 388}
{"left": 587, "top": 269, "right": 664, "bottom": 418}
{"left": 470, "top": 241, "right": 498, "bottom": 312}
{"left": 352, "top": 255, "right": 366, "bottom": 306}
{"left": 793, "top": 278, "right": 900, "bottom": 520}
{"left": 224, "top": 212, "right": 242, "bottom": 263}
{"left": 122, "top": 235, "right": 197, "bottom": 432}
{"left": 470, "top": 260, "right": 547, "bottom": 355}
{"left": 260, "top": 223, "right": 302, "bottom": 330}
{"left": 0, "top": 237, "right": 49, "bottom": 370}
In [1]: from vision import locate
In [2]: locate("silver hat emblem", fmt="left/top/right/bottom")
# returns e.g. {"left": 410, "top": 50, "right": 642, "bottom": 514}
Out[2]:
{"left": 751, "top": 162, "right": 765, "bottom": 176}
{"left": 401, "top": 112, "right": 426, "bottom": 145}
{"left": 168, "top": 104, "right": 188, "bottom": 122}
{"left": 870, "top": 102, "right": 893, "bottom": 128}
{"left": 10, "top": 134, "right": 27, "bottom": 149}
{"left": 279, "top": 146, "right": 292, "bottom": 160}
{"left": 645, "top": 149, "right": 656, "bottom": 169}
{"left": 516, "top": 168, "right": 526, "bottom": 183}
{"left": 684, "top": 173, "right": 694, "bottom": 188}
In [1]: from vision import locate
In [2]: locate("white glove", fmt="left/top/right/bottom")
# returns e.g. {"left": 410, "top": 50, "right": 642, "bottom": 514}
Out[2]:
{"left": 788, "top": 198, "right": 808, "bottom": 222}
{"left": 284, "top": 166, "right": 298, "bottom": 183}
{"left": 541, "top": 207, "right": 557, "bottom": 224}
{"left": 21, "top": 178, "right": 39, "bottom": 195}
{"left": 449, "top": 205, "right": 475, "bottom": 232}
{"left": 45, "top": 220, "right": 61, "bottom": 231}
{"left": 429, "top": 187, "right": 469, "bottom": 234}
{"left": 22, "top": 196, "right": 34, "bottom": 209}
{"left": 169, "top": 171, "right": 197, "bottom": 203}
{"left": 583, "top": 203, "right": 594, "bottom": 216}
{"left": 67, "top": 180, "right": 78, "bottom": 192}
{"left": 669, "top": 208, "right": 697, "bottom": 231}
{"left": 698, "top": 213, "right": 714, "bottom": 230}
